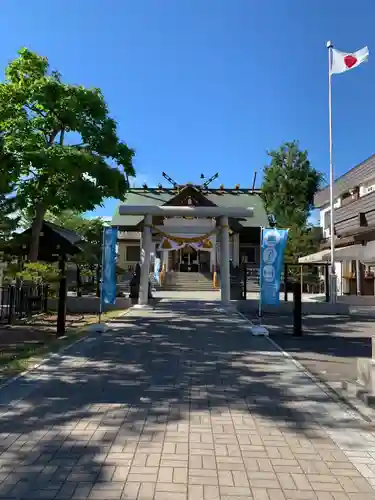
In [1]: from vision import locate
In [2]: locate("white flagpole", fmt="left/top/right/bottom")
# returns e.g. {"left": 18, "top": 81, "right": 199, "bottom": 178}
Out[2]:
{"left": 327, "top": 40, "right": 337, "bottom": 304}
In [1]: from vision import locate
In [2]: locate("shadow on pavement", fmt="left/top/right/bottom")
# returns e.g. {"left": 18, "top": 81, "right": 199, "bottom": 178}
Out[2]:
{"left": 0, "top": 299, "right": 371, "bottom": 498}
{"left": 246, "top": 311, "right": 373, "bottom": 387}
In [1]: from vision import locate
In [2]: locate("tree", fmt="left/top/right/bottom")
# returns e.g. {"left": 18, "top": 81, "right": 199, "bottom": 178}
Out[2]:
{"left": 0, "top": 195, "right": 18, "bottom": 245}
{"left": 284, "top": 224, "right": 322, "bottom": 264}
{"left": 261, "top": 141, "right": 324, "bottom": 273}
{"left": 0, "top": 135, "right": 19, "bottom": 249}
{"left": 0, "top": 48, "right": 135, "bottom": 262}
{"left": 45, "top": 210, "right": 106, "bottom": 262}
{"left": 20, "top": 208, "right": 106, "bottom": 264}
{"left": 43, "top": 210, "right": 109, "bottom": 295}
{"left": 283, "top": 224, "right": 323, "bottom": 285}
{"left": 262, "top": 141, "right": 323, "bottom": 228}
{"left": 47, "top": 209, "right": 106, "bottom": 261}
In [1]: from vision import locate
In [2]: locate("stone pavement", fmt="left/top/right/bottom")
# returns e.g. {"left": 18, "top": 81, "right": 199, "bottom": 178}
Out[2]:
{"left": 249, "top": 312, "right": 373, "bottom": 388}
{"left": 0, "top": 300, "right": 375, "bottom": 499}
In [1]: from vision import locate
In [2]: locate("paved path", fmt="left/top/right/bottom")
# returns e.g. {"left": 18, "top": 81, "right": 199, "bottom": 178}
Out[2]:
{"left": 247, "top": 312, "right": 373, "bottom": 388}
{"left": 1, "top": 300, "right": 375, "bottom": 499}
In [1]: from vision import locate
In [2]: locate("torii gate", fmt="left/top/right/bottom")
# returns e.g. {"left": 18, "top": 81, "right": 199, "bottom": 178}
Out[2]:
{"left": 118, "top": 204, "right": 255, "bottom": 306}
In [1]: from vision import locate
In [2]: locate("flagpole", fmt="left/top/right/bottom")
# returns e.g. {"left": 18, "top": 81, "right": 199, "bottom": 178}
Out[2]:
{"left": 327, "top": 40, "right": 336, "bottom": 304}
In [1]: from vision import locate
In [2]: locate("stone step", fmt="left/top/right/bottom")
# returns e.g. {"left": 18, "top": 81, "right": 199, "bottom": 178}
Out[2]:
{"left": 165, "top": 274, "right": 211, "bottom": 279}
{"left": 164, "top": 283, "right": 213, "bottom": 288}
{"left": 162, "top": 286, "right": 218, "bottom": 291}
{"left": 164, "top": 278, "right": 212, "bottom": 285}
{"left": 163, "top": 281, "right": 216, "bottom": 286}
{"left": 164, "top": 273, "right": 212, "bottom": 282}
{"left": 162, "top": 273, "right": 215, "bottom": 290}
{"left": 165, "top": 283, "right": 212, "bottom": 287}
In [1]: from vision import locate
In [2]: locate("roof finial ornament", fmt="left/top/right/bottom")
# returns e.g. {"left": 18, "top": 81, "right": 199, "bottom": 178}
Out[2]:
{"left": 162, "top": 172, "right": 178, "bottom": 188}
{"left": 201, "top": 172, "right": 219, "bottom": 190}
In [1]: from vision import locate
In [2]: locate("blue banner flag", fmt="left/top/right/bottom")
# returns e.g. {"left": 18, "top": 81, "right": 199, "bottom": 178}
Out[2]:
{"left": 101, "top": 227, "right": 118, "bottom": 305}
{"left": 260, "top": 228, "right": 289, "bottom": 306}
{"left": 154, "top": 257, "right": 161, "bottom": 285}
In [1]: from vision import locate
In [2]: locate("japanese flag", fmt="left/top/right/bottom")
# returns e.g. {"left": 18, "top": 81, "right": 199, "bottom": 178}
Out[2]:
{"left": 331, "top": 46, "right": 369, "bottom": 75}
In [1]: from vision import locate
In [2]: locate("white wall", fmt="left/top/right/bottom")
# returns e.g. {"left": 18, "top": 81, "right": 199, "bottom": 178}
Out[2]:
{"left": 319, "top": 198, "right": 341, "bottom": 238}
{"left": 317, "top": 176, "right": 375, "bottom": 231}
{"left": 336, "top": 261, "right": 342, "bottom": 296}
{"left": 359, "top": 178, "right": 375, "bottom": 197}
{"left": 317, "top": 179, "right": 375, "bottom": 297}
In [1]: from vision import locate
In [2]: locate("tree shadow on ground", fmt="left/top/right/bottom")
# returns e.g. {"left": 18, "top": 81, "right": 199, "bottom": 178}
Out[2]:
{"left": 0, "top": 299, "right": 371, "bottom": 498}
{"left": 245, "top": 311, "right": 374, "bottom": 386}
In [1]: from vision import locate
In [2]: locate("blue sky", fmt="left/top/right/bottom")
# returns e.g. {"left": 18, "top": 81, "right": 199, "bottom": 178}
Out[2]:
{"left": 1, "top": 1, "right": 373, "bottom": 222}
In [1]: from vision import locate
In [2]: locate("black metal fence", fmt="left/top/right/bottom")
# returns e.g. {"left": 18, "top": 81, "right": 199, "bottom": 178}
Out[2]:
{"left": 282, "top": 263, "right": 329, "bottom": 303}
{"left": 234, "top": 262, "right": 330, "bottom": 302}
{"left": 0, "top": 284, "right": 48, "bottom": 324}
{"left": 230, "top": 265, "right": 259, "bottom": 300}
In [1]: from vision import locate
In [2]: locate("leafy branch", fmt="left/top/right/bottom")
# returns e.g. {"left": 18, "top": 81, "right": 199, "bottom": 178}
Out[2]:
{"left": 0, "top": 48, "right": 135, "bottom": 261}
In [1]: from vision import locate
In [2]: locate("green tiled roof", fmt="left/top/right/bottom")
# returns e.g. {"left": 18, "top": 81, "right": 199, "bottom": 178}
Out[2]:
{"left": 111, "top": 187, "right": 268, "bottom": 229}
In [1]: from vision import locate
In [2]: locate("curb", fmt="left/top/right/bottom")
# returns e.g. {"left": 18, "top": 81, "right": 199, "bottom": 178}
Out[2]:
{"left": 235, "top": 309, "right": 374, "bottom": 424}
{"left": 0, "top": 308, "right": 133, "bottom": 393}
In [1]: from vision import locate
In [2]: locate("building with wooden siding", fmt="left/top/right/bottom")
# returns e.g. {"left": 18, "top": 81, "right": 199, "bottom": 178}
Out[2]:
{"left": 302, "top": 153, "right": 375, "bottom": 296}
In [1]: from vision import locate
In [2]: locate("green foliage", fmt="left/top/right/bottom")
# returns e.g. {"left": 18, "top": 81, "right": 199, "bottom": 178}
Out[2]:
{"left": 80, "top": 267, "right": 95, "bottom": 279}
{"left": 284, "top": 225, "right": 322, "bottom": 285}
{"left": 284, "top": 225, "right": 321, "bottom": 264}
{"left": 0, "top": 195, "right": 18, "bottom": 247}
{"left": 261, "top": 141, "right": 323, "bottom": 267}
{"left": 0, "top": 136, "right": 19, "bottom": 249}
{"left": 0, "top": 48, "right": 135, "bottom": 261}
{"left": 262, "top": 141, "right": 324, "bottom": 228}
{"left": 46, "top": 210, "right": 105, "bottom": 263}
{"left": 15, "top": 262, "right": 60, "bottom": 284}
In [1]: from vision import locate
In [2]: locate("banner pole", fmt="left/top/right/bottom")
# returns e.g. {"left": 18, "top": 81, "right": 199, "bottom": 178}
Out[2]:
{"left": 98, "top": 227, "right": 106, "bottom": 324}
{"left": 258, "top": 226, "right": 263, "bottom": 319}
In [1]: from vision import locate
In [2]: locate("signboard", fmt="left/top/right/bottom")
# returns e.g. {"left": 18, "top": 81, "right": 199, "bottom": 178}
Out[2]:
{"left": 260, "top": 228, "right": 289, "bottom": 306}
{"left": 101, "top": 227, "right": 118, "bottom": 305}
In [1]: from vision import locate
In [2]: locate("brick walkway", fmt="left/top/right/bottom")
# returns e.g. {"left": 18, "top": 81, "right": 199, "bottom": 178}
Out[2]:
{"left": 244, "top": 311, "right": 373, "bottom": 389}
{"left": 0, "top": 300, "right": 375, "bottom": 499}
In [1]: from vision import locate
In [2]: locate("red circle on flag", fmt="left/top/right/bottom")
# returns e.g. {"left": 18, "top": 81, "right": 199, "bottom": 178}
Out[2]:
{"left": 344, "top": 55, "right": 357, "bottom": 68}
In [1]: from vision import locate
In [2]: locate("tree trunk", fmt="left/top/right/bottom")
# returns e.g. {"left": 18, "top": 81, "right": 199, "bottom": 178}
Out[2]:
{"left": 28, "top": 203, "right": 46, "bottom": 262}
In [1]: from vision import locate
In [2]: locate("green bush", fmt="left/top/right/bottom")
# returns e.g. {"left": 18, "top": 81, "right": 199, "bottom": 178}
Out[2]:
{"left": 16, "top": 262, "right": 60, "bottom": 285}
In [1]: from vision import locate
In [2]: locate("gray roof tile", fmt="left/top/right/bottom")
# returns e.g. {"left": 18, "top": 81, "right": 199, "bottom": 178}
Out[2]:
{"left": 111, "top": 188, "right": 268, "bottom": 229}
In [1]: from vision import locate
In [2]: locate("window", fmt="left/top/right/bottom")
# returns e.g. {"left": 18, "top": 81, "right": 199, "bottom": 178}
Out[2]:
{"left": 359, "top": 212, "right": 367, "bottom": 227}
{"left": 126, "top": 245, "right": 140, "bottom": 261}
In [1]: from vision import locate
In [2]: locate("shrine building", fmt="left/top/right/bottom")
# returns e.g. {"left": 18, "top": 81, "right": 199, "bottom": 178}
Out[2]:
{"left": 111, "top": 174, "right": 269, "bottom": 285}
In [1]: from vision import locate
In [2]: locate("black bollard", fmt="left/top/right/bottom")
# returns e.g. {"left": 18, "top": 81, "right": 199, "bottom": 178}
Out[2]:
{"left": 76, "top": 265, "right": 82, "bottom": 297}
{"left": 324, "top": 264, "right": 330, "bottom": 303}
{"left": 284, "top": 263, "right": 288, "bottom": 302}
{"left": 7, "top": 285, "right": 15, "bottom": 324}
{"left": 57, "top": 256, "right": 67, "bottom": 337}
{"left": 292, "top": 280, "right": 302, "bottom": 336}
{"left": 43, "top": 285, "right": 49, "bottom": 313}
{"left": 243, "top": 264, "right": 247, "bottom": 300}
